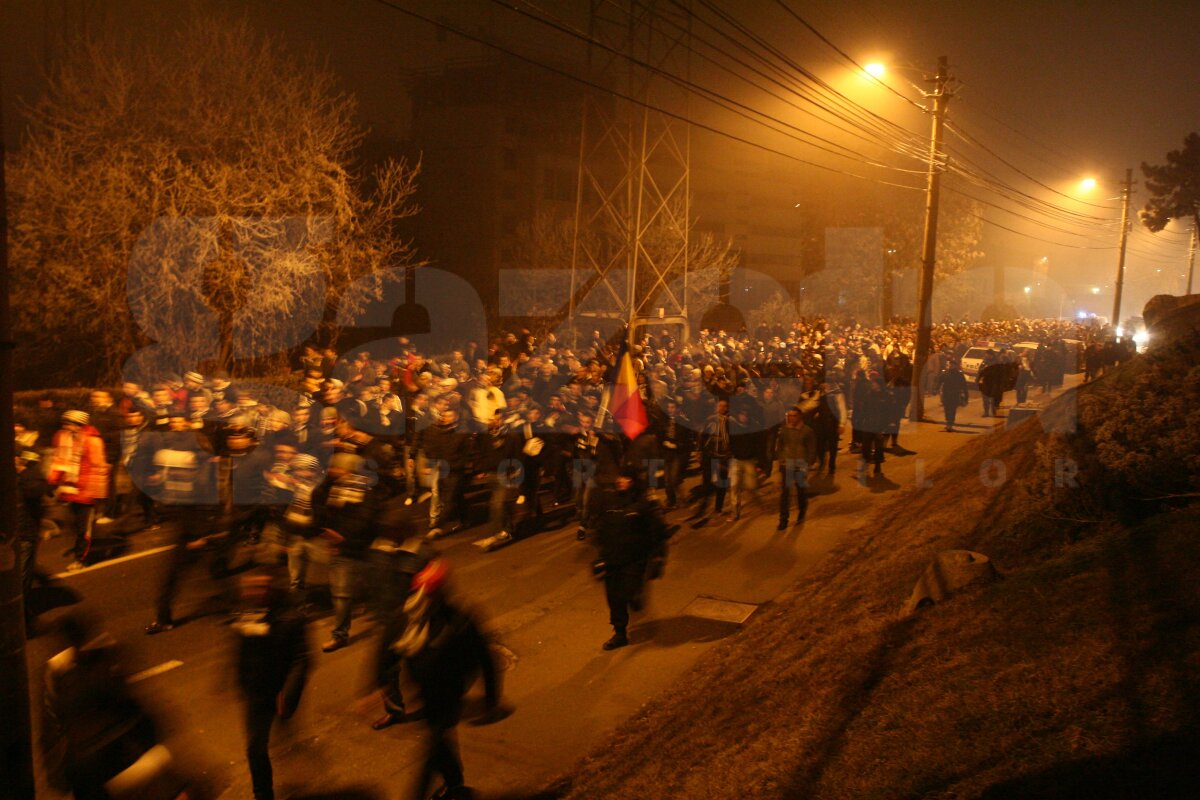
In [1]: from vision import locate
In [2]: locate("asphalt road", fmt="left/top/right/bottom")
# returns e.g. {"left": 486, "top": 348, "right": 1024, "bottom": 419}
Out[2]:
{"left": 24, "top": 380, "right": 1080, "bottom": 799}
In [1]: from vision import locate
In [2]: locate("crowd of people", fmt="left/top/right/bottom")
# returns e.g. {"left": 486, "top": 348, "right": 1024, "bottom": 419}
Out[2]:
{"left": 16, "top": 314, "right": 1112, "bottom": 800}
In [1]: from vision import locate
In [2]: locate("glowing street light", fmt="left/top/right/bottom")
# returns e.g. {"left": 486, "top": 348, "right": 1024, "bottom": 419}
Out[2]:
{"left": 1091, "top": 286, "right": 1101, "bottom": 294}
{"left": 1079, "top": 177, "right": 1098, "bottom": 193}
{"left": 864, "top": 62, "right": 886, "bottom": 79}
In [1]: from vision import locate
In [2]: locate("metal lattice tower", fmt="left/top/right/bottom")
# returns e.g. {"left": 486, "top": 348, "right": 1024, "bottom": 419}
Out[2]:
{"left": 568, "top": 0, "right": 692, "bottom": 341}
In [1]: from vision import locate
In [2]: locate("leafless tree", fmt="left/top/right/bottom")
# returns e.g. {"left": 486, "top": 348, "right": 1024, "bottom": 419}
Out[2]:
{"left": 8, "top": 18, "right": 423, "bottom": 384}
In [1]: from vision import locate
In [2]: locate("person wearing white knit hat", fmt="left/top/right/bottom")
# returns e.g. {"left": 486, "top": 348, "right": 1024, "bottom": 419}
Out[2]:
{"left": 48, "top": 411, "right": 110, "bottom": 570}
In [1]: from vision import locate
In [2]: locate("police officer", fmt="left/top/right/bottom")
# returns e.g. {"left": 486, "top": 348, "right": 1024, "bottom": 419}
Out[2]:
{"left": 591, "top": 466, "right": 670, "bottom": 650}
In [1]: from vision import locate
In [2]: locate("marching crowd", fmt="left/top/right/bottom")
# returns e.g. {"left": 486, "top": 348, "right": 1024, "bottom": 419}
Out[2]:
{"left": 16, "top": 315, "right": 1111, "bottom": 800}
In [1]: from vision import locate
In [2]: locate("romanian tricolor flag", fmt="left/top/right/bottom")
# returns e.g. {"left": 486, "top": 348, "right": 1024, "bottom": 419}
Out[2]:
{"left": 604, "top": 336, "right": 648, "bottom": 440}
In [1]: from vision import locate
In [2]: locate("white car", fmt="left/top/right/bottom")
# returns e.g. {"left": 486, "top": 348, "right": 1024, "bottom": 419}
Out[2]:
{"left": 1012, "top": 341, "right": 1042, "bottom": 360}
{"left": 959, "top": 346, "right": 996, "bottom": 378}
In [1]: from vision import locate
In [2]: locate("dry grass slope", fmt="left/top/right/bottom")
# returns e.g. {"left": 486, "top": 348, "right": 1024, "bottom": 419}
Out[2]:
{"left": 553, "top": 317, "right": 1200, "bottom": 799}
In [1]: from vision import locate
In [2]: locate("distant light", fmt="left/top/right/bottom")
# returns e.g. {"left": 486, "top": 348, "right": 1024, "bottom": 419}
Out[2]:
{"left": 864, "top": 62, "right": 886, "bottom": 78}
{"left": 1079, "top": 177, "right": 1098, "bottom": 192}
{"left": 1133, "top": 330, "right": 1150, "bottom": 348}
{"left": 1091, "top": 287, "right": 1101, "bottom": 294}
{"left": 1023, "top": 286, "right": 1032, "bottom": 294}
{"left": 1116, "top": 325, "right": 1125, "bottom": 338}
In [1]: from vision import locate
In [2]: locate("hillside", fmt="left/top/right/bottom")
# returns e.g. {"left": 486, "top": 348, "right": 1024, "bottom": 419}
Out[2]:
{"left": 550, "top": 303, "right": 1200, "bottom": 799}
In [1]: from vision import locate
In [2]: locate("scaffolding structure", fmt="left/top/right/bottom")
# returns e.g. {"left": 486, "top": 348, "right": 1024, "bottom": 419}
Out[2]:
{"left": 568, "top": 0, "right": 692, "bottom": 343}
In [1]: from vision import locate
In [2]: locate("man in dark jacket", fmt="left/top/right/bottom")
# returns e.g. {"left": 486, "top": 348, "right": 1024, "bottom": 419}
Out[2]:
{"left": 855, "top": 373, "right": 891, "bottom": 479}
{"left": 591, "top": 467, "right": 671, "bottom": 650}
{"left": 773, "top": 410, "right": 817, "bottom": 529}
{"left": 388, "top": 560, "right": 504, "bottom": 800}
{"left": 423, "top": 407, "right": 472, "bottom": 539}
{"left": 16, "top": 449, "right": 50, "bottom": 636}
{"left": 316, "top": 452, "right": 382, "bottom": 652}
{"left": 233, "top": 569, "right": 310, "bottom": 800}
{"left": 937, "top": 363, "right": 970, "bottom": 432}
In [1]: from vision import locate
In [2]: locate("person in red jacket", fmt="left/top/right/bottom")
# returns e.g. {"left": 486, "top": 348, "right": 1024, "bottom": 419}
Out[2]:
{"left": 47, "top": 410, "right": 110, "bottom": 571}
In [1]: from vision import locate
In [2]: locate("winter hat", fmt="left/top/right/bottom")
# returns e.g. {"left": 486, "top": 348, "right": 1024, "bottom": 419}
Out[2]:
{"left": 62, "top": 410, "right": 90, "bottom": 426}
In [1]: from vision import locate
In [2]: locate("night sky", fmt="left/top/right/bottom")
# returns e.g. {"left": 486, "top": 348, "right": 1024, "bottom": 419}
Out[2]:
{"left": 3, "top": 0, "right": 1198, "bottom": 316}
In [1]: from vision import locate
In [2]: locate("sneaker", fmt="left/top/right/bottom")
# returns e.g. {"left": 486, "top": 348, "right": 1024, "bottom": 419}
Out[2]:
{"left": 144, "top": 621, "right": 174, "bottom": 636}
{"left": 575, "top": 528, "right": 587, "bottom": 541}
{"left": 602, "top": 632, "right": 629, "bottom": 651}
{"left": 473, "top": 531, "right": 512, "bottom": 552}
{"left": 65, "top": 561, "right": 85, "bottom": 572}
{"left": 322, "top": 637, "right": 348, "bottom": 653}
{"left": 425, "top": 527, "right": 444, "bottom": 540}
{"left": 96, "top": 516, "right": 114, "bottom": 524}
{"left": 403, "top": 496, "right": 414, "bottom": 506}
{"left": 777, "top": 521, "right": 788, "bottom": 531}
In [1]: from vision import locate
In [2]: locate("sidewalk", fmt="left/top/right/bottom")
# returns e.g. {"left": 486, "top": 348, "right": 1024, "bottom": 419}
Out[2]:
{"left": 210, "top": 380, "right": 1080, "bottom": 799}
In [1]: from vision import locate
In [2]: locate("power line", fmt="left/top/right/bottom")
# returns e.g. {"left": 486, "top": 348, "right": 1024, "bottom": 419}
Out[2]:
{"left": 366, "top": 0, "right": 925, "bottom": 190}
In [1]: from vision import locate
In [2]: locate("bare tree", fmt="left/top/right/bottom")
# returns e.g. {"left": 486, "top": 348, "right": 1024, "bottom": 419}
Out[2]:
{"left": 8, "top": 18, "right": 422, "bottom": 384}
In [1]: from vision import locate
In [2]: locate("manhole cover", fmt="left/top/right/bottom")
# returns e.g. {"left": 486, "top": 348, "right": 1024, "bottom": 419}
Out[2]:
{"left": 683, "top": 596, "right": 759, "bottom": 624}
{"left": 490, "top": 644, "right": 518, "bottom": 671}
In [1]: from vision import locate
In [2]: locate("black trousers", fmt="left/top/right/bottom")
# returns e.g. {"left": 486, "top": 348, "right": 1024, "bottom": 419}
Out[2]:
{"left": 604, "top": 560, "right": 647, "bottom": 630}
{"left": 699, "top": 455, "right": 729, "bottom": 513}
{"left": 859, "top": 432, "right": 886, "bottom": 466}
{"left": 155, "top": 510, "right": 227, "bottom": 624}
{"left": 413, "top": 703, "right": 465, "bottom": 800}
{"left": 815, "top": 428, "right": 839, "bottom": 472}
{"left": 943, "top": 401, "right": 961, "bottom": 428}
{"left": 244, "top": 698, "right": 277, "bottom": 800}
{"left": 69, "top": 502, "right": 95, "bottom": 561}
{"left": 778, "top": 464, "right": 809, "bottom": 523}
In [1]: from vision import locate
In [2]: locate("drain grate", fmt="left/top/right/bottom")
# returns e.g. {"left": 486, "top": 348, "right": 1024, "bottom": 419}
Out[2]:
{"left": 683, "top": 596, "right": 759, "bottom": 624}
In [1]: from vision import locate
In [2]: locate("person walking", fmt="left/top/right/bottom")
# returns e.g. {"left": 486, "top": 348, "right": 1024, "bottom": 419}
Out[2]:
{"left": 592, "top": 467, "right": 671, "bottom": 650}
{"left": 16, "top": 449, "right": 50, "bottom": 636}
{"left": 695, "top": 399, "right": 732, "bottom": 518}
{"left": 727, "top": 406, "right": 764, "bottom": 522}
{"left": 232, "top": 569, "right": 310, "bottom": 800}
{"left": 47, "top": 410, "right": 110, "bottom": 570}
{"left": 774, "top": 409, "right": 817, "bottom": 530}
{"left": 316, "top": 453, "right": 381, "bottom": 652}
{"left": 937, "top": 362, "right": 970, "bottom": 432}
{"left": 855, "top": 373, "right": 891, "bottom": 480}
{"left": 388, "top": 560, "right": 506, "bottom": 800}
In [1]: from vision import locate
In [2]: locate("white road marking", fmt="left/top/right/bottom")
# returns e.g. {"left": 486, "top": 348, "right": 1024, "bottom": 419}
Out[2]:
{"left": 52, "top": 544, "right": 175, "bottom": 579}
{"left": 129, "top": 660, "right": 184, "bottom": 683}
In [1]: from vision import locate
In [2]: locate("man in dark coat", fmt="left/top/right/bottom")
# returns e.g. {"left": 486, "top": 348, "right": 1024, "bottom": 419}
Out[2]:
{"left": 16, "top": 449, "right": 50, "bottom": 636}
{"left": 937, "top": 363, "right": 970, "bottom": 432}
{"left": 388, "top": 560, "right": 504, "bottom": 800}
{"left": 591, "top": 467, "right": 671, "bottom": 650}
{"left": 978, "top": 357, "right": 1006, "bottom": 417}
{"left": 233, "top": 569, "right": 310, "bottom": 800}
{"left": 855, "top": 373, "right": 891, "bottom": 479}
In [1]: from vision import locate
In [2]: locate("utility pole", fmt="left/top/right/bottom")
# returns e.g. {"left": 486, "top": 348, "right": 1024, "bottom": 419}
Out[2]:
{"left": 1110, "top": 167, "right": 1133, "bottom": 331}
{"left": 0, "top": 54, "right": 36, "bottom": 799}
{"left": 908, "top": 56, "right": 951, "bottom": 422}
{"left": 1187, "top": 224, "right": 1196, "bottom": 296}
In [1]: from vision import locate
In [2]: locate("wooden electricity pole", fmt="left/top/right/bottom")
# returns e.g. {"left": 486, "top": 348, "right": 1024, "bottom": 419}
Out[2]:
{"left": 908, "top": 56, "right": 951, "bottom": 422}
{"left": 1110, "top": 168, "right": 1134, "bottom": 329}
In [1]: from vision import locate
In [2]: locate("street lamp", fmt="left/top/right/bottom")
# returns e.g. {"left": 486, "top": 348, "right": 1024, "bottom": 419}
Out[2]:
{"left": 864, "top": 62, "right": 886, "bottom": 79}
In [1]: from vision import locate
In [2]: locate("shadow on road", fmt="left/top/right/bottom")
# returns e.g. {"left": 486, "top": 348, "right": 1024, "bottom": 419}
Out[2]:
{"left": 26, "top": 582, "right": 83, "bottom": 616}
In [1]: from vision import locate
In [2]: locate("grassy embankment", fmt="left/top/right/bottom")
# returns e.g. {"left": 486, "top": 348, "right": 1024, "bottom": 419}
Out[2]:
{"left": 553, "top": 309, "right": 1200, "bottom": 799}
